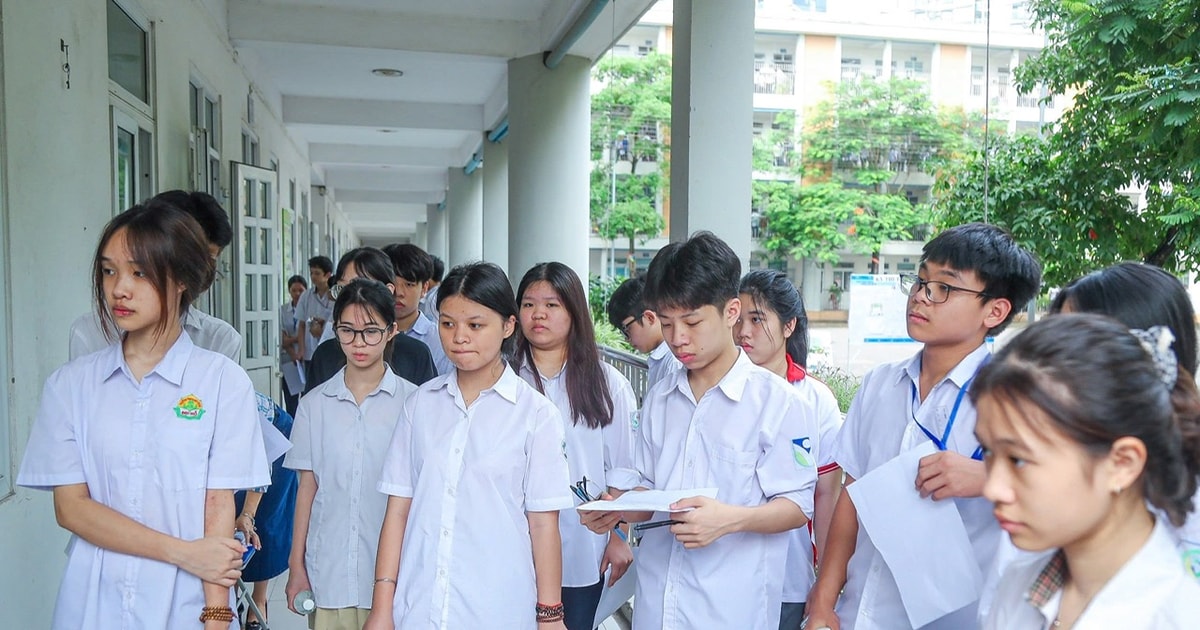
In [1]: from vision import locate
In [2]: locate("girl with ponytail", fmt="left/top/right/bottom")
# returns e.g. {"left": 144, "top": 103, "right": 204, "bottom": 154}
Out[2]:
{"left": 974, "top": 314, "right": 1200, "bottom": 628}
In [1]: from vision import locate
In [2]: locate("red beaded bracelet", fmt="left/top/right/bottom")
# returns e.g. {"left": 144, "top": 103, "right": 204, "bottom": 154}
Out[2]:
{"left": 536, "top": 602, "right": 565, "bottom": 623}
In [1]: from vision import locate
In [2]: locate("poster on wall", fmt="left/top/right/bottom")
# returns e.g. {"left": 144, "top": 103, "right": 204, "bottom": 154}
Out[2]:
{"left": 848, "top": 274, "right": 913, "bottom": 344}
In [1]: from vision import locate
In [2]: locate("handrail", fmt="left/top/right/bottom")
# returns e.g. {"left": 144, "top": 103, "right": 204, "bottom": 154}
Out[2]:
{"left": 599, "top": 345, "right": 650, "bottom": 404}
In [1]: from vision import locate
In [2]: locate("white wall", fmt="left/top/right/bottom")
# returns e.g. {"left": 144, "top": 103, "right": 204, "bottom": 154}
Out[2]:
{"left": 0, "top": 0, "right": 323, "bottom": 623}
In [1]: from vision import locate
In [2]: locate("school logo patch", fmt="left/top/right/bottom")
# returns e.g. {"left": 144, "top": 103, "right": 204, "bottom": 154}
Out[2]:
{"left": 791, "top": 437, "right": 814, "bottom": 468}
{"left": 630, "top": 410, "right": 640, "bottom": 431}
{"left": 1182, "top": 547, "right": 1200, "bottom": 580}
{"left": 173, "top": 394, "right": 207, "bottom": 421}
{"left": 561, "top": 438, "right": 569, "bottom": 461}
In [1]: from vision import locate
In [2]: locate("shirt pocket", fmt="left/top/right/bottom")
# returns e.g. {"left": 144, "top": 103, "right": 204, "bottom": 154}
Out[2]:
{"left": 152, "top": 412, "right": 215, "bottom": 492}
{"left": 703, "top": 441, "right": 759, "bottom": 506}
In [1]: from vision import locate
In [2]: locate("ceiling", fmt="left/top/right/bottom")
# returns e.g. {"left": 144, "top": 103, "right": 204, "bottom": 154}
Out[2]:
{"left": 228, "top": 0, "right": 658, "bottom": 241}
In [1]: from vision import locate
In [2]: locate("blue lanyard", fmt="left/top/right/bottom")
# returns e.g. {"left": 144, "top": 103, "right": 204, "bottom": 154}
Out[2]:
{"left": 910, "top": 375, "right": 985, "bottom": 461}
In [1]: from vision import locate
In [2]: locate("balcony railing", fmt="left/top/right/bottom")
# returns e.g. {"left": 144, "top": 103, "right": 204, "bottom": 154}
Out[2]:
{"left": 599, "top": 345, "right": 650, "bottom": 404}
{"left": 754, "top": 61, "right": 796, "bottom": 95}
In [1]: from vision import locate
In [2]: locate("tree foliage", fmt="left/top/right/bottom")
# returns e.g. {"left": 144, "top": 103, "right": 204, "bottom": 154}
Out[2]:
{"left": 760, "top": 78, "right": 966, "bottom": 266}
{"left": 590, "top": 53, "right": 671, "bottom": 255}
{"left": 935, "top": 0, "right": 1200, "bottom": 285}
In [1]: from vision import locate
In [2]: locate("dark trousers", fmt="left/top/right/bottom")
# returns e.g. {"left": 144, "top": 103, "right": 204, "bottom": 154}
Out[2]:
{"left": 562, "top": 579, "right": 604, "bottom": 630}
{"left": 281, "top": 376, "right": 299, "bottom": 417}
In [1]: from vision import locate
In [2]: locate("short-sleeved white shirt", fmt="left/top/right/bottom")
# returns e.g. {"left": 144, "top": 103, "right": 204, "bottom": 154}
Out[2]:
{"left": 646, "top": 340, "right": 682, "bottom": 393}
{"left": 18, "top": 332, "right": 269, "bottom": 630}
{"left": 69, "top": 308, "right": 243, "bottom": 363}
{"left": 783, "top": 371, "right": 844, "bottom": 603}
{"left": 633, "top": 350, "right": 819, "bottom": 630}
{"left": 986, "top": 519, "right": 1200, "bottom": 629}
{"left": 280, "top": 301, "right": 300, "bottom": 365}
{"left": 833, "top": 344, "right": 1000, "bottom": 630}
{"left": 406, "top": 312, "right": 453, "bottom": 375}
{"left": 294, "top": 287, "right": 334, "bottom": 361}
{"left": 284, "top": 367, "right": 416, "bottom": 609}
{"left": 378, "top": 366, "right": 573, "bottom": 630}
{"left": 518, "top": 360, "right": 641, "bottom": 587}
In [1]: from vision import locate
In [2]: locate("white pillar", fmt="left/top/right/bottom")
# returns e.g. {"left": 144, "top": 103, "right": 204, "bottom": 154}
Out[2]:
{"left": 483, "top": 138, "right": 510, "bottom": 276}
{"left": 508, "top": 53, "right": 590, "bottom": 284}
{"left": 414, "top": 221, "right": 429, "bottom": 252}
{"left": 670, "top": 0, "right": 754, "bottom": 267}
{"left": 446, "top": 167, "right": 484, "bottom": 267}
{"left": 426, "top": 203, "right": 448, "bottom": 262}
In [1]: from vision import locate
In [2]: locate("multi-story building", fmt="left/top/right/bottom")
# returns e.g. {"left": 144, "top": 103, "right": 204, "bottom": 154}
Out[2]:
{"left": 594, "top": 0, "right": 1057, "bottom": 311}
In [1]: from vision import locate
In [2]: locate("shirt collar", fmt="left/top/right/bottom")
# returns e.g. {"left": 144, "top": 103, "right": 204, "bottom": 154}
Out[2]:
{"left": 650, "top": 341, "right": 672, "bottom": 361}
{"left": 439, "top": 362, "right": 521, "bottom": 405}
{"left": 103, "top": 331, "right": 195, "bottom": 386}
{"left": 322, "top": 366, "right": 400, "bottom": 402}
{"left": 785, "top": 354, "right": 807, "bottom": 382}
{"left": 1026, "top": 549, "right": 1068, "bottom": 609}
{"left": 713, "top": 349, "right": 756, "bottom": 402}
{"left": 898, "top": 342, "right": 990, "bottom": 389}
{"left": 409, "top": 312, "right": 435, "bottom": 336}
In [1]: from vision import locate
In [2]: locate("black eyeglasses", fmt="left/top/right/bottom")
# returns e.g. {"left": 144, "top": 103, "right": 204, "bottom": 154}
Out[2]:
{"left": 899, "top": 273, "right": 990, "bottom": 304}
{"left": 334, "top": 325, "right": 388, "bottom": 346}
{"left": 619, "top": 316, "right": 640, "bottom": 340}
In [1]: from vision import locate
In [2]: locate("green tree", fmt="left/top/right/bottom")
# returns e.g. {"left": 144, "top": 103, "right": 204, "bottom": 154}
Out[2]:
{"left": 936, "top": 0, "right": 1200, "bottom": 285}
{"left": 590, "top": 53, "right": 671, "bottom": 260}
{"left": 761, "top": 77, "right": 964, "bottom": 267}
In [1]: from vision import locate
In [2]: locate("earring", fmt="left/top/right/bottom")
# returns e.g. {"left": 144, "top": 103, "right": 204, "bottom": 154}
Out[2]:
{"left": 1111, "top": 485, "right": 1123, "bottom": 496}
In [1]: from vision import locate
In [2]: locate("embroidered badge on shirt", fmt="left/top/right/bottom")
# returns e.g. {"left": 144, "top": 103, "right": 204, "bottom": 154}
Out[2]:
{"left": 174, "top": 394, "right": 207, "bottom": 420}
{"left": 791, "top": 437, "right": 814, "bottom": 468}
{"left": 1183, "top": 546, "right": 1200, "bottom": 579}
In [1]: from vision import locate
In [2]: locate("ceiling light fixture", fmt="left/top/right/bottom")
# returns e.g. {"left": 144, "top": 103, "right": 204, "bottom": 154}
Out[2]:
{"left": 371, "top": 68, "right": 404, "bottom": 77}
{"left": 378, "top": 129, "right": 396, "bottom": 133}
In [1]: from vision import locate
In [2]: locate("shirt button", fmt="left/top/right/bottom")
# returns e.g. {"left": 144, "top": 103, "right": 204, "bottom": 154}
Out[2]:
{"left": 454, "top": 448, "right": 461, "bottom": 454}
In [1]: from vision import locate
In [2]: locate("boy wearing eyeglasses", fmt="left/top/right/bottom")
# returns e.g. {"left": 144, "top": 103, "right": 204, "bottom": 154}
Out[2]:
{"left": 805, "top": 223, "right": 1041, "bottom": 630}
{"left": 606, "top": 276, "right": 682, "bottom": 392}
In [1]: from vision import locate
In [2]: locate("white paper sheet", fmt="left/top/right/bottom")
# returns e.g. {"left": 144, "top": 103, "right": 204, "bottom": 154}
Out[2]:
{"left": 575, "top": 487, "right": 719, "bottom": 512}
{"left": 281, "top": 360, "right": 305, "bottom": 396}
{"left": 847, "top": 442, "right": 983, "bottom": 628}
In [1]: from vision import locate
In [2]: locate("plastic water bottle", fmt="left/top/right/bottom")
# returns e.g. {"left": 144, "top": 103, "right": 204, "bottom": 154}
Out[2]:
{"left": 292, "top": 590, "right": 316, "bottom": 616}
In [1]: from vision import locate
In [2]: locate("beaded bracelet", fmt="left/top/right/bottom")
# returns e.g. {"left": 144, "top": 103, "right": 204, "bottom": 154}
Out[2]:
{"left": 536, "top": 602, "right": 565, "bottom": 623}
{"left": 199, "top": 606, "right": 235, "bottom": 623}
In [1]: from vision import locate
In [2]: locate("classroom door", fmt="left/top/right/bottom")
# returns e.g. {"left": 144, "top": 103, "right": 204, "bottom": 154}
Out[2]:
{"left": 232, "top": 162, "right": 280, "bottom": 396}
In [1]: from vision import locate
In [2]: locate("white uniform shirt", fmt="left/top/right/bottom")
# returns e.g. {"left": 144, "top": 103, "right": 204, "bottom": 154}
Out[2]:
{"left": 834, "top": 344, "right": 1000, "bottom": 630}
{"left": 378, "top": 366, "right": 573, "bottom": 629}
{"left": 418, "top": 284, "right": 440, "bottom": 321}
{"left": 646, "top": 340, "right": 682, "bottom": 392}
{"left": 633, "top": 350, "right": 819, "bottom": 630}
{"left": 17, "top": 333, "right": 269, "bottom": 630}
{"left": 69, "top": 308, "right": 242, "bottom": 362}
{"left": 405, "top": 312, "right": 453, "bottom": 375}
{"left": 986, "top": 519, "right": 1200, "bottom": 629}
{"left": 783, "top": 372, "right": 844, "bottom": 603}
{"left": 284, "top": 367, "right": 416, "bottom": 609}
{"left": 518, "top": 360, "right": 641, "bottom": 587}
{"left": 279, "top": 301, "right": 299, "bottom": 365}
{"left": 294, "top": 287, "right": 334, "bottom": 361}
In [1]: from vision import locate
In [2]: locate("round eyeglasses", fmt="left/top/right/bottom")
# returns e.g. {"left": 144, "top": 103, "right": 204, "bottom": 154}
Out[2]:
{"left": 334, "top": 325, "right": 388, "bottom": 346}
{"left": 898, "top": 273, "right": 990, "bottom": 304}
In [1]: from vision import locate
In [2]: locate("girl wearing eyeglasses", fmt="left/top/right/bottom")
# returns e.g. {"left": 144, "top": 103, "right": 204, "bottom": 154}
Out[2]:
{"left": 515, "top": 262, "right": 640, "bottom": 630}
{"left": 284, "top": 278, "right": 418, "bottom": 629}
{"left": 366, "top": 262, "right": 572, "bottom": 630}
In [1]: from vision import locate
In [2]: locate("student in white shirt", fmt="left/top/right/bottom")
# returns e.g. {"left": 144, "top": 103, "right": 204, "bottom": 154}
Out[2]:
{"left": 582, "top": 232, "right": 820, "bottom": 630}
{"left": 417, "top": 255, "right": 444, "bottom": 321}
{"left": 284, "top": 279, "right": 418, "bottom": 629}
{"left": 805, "top": 223, "right": 1041, "bottom": 630}
{"left": 973, "top": 314, "right": 1200, "bottom": 628}
{"left": 280, "top": 274, "right": 307, "bottom": 416}
{"left": 1049, "top": 262, "right": 1200, "bottom": 568}
{"left": 736, "top": 269, "right": 843, "bottom": 630}
{"left": 18, "top": 202, "right": 270, "bottom": 629}
{"left": 295, "top": 255, "right": 335, "bottom": 362}
{"left": 606, "top": 276, "right": 682, "bottom": 391}
{"left": 67, "top": 190, "right": 242, "bottom": 362}
{"left": 366, "top": 262, "right": 572, "bottom": 630}
{"left": 384, "top": 243, "right": 453, "bottom": 375}
{"left": 515, "top": 262, "right": 641, "bottom": 629}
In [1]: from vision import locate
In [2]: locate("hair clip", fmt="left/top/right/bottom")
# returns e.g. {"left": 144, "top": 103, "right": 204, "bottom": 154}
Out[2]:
{"left": 1131, "top": 326, "right": 1178, "bottom": 388}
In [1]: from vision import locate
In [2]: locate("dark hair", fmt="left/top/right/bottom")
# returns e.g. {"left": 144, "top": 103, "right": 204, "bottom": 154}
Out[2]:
{"left": 287, "top": 274, "right": 308, "bottom": 289}
{"left": 332, "top": 278, "right": 396, "bottom": 362}
{"left": 607, "top": 276, "right": 647, "bottom": 331}
{"left": 150, "top": 190, "right": 232, "bottom": 249}
{"left": 516, "top": 263, "right": 614, "bottom": 429}
{"left": 643, "top": 231, "right": 741, "bottom": 312}
{"left": 334, "top": 248, "right": 394, "bottom": 285}
{"left": 972, "top": 313, "right": 1200, "bottom": 527}
{"left": 437, "top": 262, "right": 517, "bottom": 357}
{"left": 922, "top": 222, "right": 1041, "bottom": 333}
{"left": 383, "top": 243, "right": 435, "bottom": 283}
{"left": 93, "top": 201, "right": 215, "bottom": 342}
{"left": 1050, "top": 262, "right": 1198, "bottom": 374}
{"left": 308, "top": 255, "right": 334, "bottom": 275}
{"left": 739, "top": 269, "right": 809, "bottom": 368}
{"left": 430, "top": 256, "right": 445, "bottom": 282}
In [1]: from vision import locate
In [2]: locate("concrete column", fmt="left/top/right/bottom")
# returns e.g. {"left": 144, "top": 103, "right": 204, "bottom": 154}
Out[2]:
{"left": 446, "top": 167, "right": 484, "bottom": 267}
{"left": 669, "top": 0, "right": 754, "bottom": 267}
{"left": 414, "top": 222, "right": 429, "bottom": 252}
{"left": 482, "top": 138, "right": 510, "bottom": 276}
{"left": 508, "top": 53, "right": 591, "bottom": 283}
{"left": 426, "top": 203, "right": 448, "bottom": 262}
{"left": 882, "top": 40, "right": 893, "bottom": 79}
